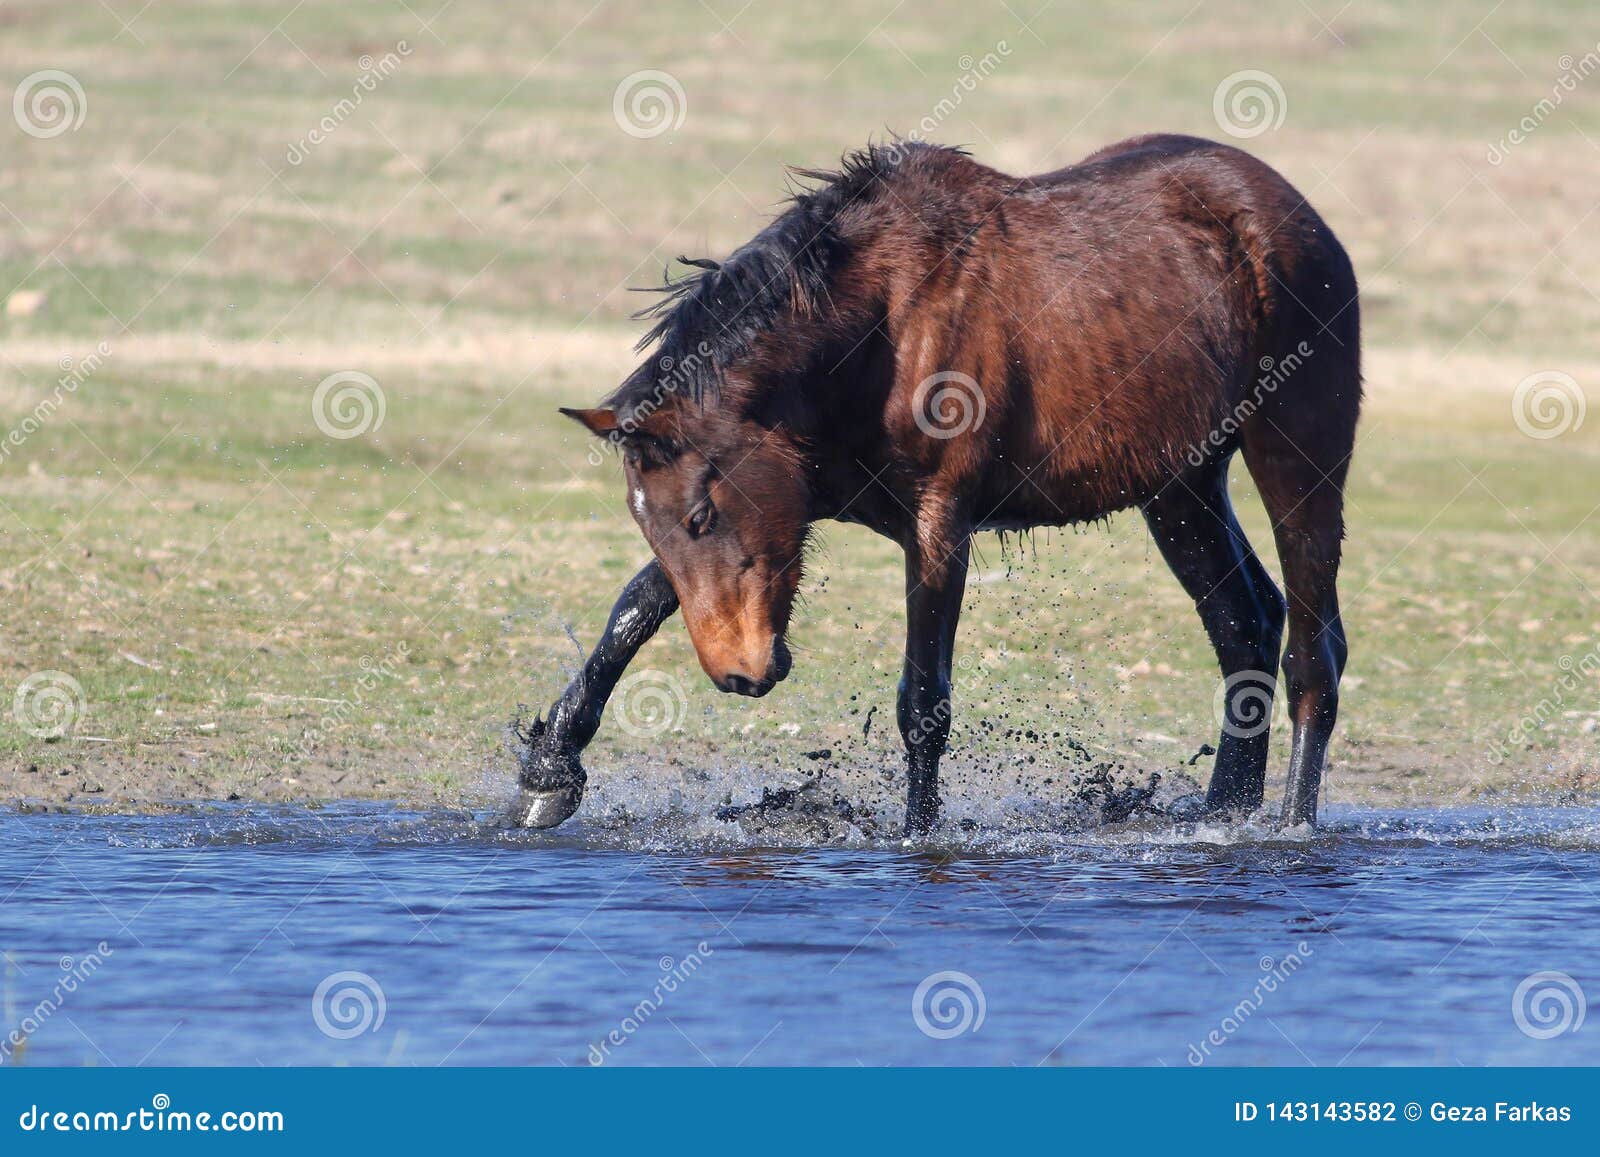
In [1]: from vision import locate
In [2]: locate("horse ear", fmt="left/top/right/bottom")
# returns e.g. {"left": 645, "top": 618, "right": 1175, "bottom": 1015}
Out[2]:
{"left": 560, "top": 407, "right": 619, "bottom": 436}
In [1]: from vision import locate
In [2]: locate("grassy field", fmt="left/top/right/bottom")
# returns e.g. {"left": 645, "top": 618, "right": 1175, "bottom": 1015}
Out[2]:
{"left": 2, "top": 0, "right": 1598, "bottom": 817}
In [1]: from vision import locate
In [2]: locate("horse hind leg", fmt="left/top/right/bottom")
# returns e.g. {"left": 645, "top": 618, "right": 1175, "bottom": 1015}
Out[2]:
{"left": 1242, "top": 412, "right": 1353, "bottom": 826}
{"left": 1142, "top": 463, "right": 1286, "bottom": 814}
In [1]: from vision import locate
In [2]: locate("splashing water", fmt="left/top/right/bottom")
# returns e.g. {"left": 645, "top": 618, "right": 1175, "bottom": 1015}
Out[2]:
{"left": 3, "top": 797, "right": 1598, "bottom": 1066}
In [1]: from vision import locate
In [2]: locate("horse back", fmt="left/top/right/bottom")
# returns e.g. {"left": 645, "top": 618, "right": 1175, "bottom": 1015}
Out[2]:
{"left": 937, "top": 135, "right": 1359, "bottom": 526}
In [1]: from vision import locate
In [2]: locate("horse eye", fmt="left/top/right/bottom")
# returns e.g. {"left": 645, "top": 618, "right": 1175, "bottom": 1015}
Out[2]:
{"left": 686, "top": 501, "right": 717, "bottom": 539}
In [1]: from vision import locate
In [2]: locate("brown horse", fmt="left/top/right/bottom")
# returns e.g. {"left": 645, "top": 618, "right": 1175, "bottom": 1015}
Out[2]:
{"left": 517, "top": 133, "right": 1360, "bottom": 836}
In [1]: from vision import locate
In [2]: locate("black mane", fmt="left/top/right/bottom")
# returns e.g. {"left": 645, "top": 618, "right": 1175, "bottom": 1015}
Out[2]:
{"left": 610, "top": 141, "right": 949, "bottom": 415}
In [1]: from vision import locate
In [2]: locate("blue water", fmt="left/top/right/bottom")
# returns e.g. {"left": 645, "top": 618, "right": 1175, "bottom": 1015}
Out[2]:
{"left": 2, "top": 804, "right": 1597, "bottom": 1066}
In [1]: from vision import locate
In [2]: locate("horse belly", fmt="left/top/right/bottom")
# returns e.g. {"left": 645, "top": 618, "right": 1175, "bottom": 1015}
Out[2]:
{"left": 972, "top": 364, "right": 1222, "bottom": 530}
{"left": 974, "top": 455, "right": 1153, "bottom": 529}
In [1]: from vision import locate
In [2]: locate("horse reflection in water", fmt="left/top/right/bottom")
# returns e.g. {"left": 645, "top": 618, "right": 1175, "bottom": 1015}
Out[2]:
{"left": 517, "top": 134, "right": 1361, "bottom": 837}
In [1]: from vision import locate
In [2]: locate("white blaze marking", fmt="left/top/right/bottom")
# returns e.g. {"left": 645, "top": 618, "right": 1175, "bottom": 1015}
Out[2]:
{"left": 632, "top": 487, "right": 647, "bottom": 516}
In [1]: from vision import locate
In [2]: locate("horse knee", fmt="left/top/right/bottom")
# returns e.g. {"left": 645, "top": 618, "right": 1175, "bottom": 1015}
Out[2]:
{"left": 1212, "top": 585, "right": 1284, "bottom": 678}
{"left": 897, "top": 674, "right": 953, "bottom": 759}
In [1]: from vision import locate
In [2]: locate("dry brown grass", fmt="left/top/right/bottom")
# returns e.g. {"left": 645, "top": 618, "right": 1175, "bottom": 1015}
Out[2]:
{"left": 2, "top": 0, "right": 1598, "bottom": 816}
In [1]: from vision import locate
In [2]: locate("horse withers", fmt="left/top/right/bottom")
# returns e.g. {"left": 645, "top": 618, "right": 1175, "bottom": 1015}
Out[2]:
{"left": 516, "top": 134, "right": 1360, "bottom": 836}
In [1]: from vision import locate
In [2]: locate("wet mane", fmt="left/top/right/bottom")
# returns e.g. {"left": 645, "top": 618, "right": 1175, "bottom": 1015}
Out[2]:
{"left": 610, "top": 141, "right": 956, "bottom": 415}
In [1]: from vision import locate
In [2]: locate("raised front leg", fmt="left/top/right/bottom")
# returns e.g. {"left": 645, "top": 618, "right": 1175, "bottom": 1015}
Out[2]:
{"left": 897, "top": 537, "right": 970, "bottom": 837}
{"left": 514, "top": 559, "right": 679, "bottom": 828}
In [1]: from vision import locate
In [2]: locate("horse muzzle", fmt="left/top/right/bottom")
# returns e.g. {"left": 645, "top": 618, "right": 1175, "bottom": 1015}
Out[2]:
{"left": 712, "top": 638, "right": 792, "bottom": 697}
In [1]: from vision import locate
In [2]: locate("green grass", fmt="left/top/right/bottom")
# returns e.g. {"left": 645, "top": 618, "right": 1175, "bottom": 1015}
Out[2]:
{"left": 2, "top": 0, "right": 1598, "bottom": 810}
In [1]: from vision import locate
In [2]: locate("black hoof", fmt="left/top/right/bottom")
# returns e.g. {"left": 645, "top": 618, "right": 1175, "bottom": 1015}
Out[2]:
{"left": 514, "top": 719, "right": 587, "bottom": 830}
{"left": 515, "top": 783, "right": 584, "bottom": 829}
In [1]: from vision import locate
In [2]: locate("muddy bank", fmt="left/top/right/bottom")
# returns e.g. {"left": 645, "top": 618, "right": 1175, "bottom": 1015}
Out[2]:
{"left": 0, "top": 743, "right": 469, "bottom": 813}
{"left": 5, "top": 732, "right": 1591, "bottom": 820}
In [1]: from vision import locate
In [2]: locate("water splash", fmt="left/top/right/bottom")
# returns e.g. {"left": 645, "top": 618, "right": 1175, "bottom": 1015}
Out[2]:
{"left": 58, "top": 787, "right": 1600, "bottom": 862}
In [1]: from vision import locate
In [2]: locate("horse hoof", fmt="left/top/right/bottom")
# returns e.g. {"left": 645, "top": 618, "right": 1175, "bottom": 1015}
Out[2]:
{"left": 516, "top": 784, "right": 583, "bottom": 829}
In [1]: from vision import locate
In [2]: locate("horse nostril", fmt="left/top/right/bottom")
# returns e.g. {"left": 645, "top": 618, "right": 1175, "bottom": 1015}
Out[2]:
{"left": 719, "top": 673, "right": 772, "bottom": 697}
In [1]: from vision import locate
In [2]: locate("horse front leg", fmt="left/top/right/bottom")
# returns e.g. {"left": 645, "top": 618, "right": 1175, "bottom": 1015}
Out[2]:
{"left": 514, "top": 559, "right": 679, "bottom": 828}
{"left": 897, "top": 536, "right": 971, "bottom": 837}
